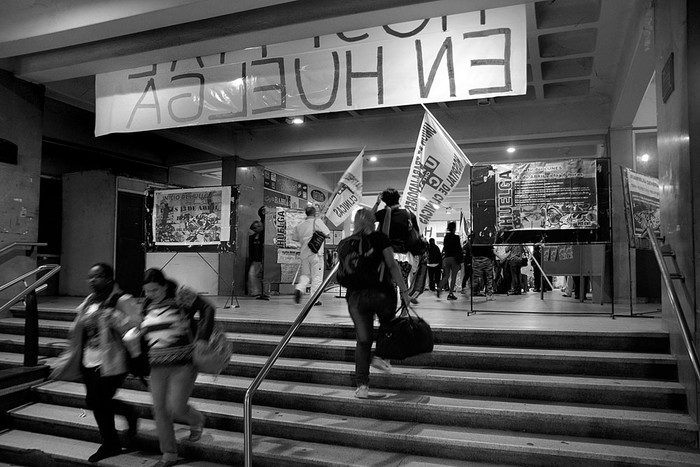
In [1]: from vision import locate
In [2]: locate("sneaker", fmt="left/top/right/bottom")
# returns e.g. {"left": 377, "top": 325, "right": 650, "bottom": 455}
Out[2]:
{"left": 486, "top": 294, "right": 495, "bottom": 301}
{"left": 188, "top": 422, "right": 204, "bottom": 442}
{"left": 314, "top": 301, "right": 322, "bottom": 306}
{"left": 409, "top": 297, "right": 419, "bottom": 304}
{"left": 88, "top": 443, "right": 122, "bottom": 463}
{"left": 153, "top": 456, "right": 179, "bottom": 467}
{"left": 447, "top": 293, "right": 457, "bottom": 300}
{"left": 294, "top": 290, "right": 301, "bottom": 304}
{"left": 436, "top": 289, "right": 441, "bottom": 298}
{"left": 355, "top": 384, "right": 369, "bottom": 399}
{"left": 256, "top": 294, "right": 270, "bottom": 300}
{"left": 370, "top": 356, "right": 392, "bottom": 373}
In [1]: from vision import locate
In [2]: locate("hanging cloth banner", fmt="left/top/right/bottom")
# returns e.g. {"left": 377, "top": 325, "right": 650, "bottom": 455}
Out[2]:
{"left": 324, "top": 148, "right": 364, "bottom": 227}
{"left": 401, "top": 107, "right": 472, "bottom": 232}
{"left": 95, "top": 5, "right": 526, "bottom": 136}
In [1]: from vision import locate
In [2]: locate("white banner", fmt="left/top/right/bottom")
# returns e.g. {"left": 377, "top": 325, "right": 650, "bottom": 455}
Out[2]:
{"left": 153, "top": 186, "right": 231, "bottom": 245}
{"left": 401, "top": 108, "right": 471, "bottom": 232}
{"left": 325, "top": 149, "right": 364, "bottom": 227}
{"left": 95, "top": 5, "right": 526, "bottom": 135}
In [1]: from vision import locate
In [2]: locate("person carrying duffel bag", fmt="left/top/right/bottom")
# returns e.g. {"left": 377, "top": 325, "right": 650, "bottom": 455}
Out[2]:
{"left": 336, "top": 208, "right": 411, "bottom": 400}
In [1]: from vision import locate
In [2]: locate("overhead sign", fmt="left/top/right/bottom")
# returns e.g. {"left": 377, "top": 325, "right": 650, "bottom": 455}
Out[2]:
{"left": 95, "top": 5, "right": 526, "bottom": 135}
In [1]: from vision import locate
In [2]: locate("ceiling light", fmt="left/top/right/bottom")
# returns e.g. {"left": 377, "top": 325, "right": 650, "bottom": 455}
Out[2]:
{"left": 639, "top": 153, "right": 650, "bottom": 162}
{"left": 507, "top": 147, "right": 516, "bottom": 153}
{"left": 369, "top": 156, "right": 378, "bottom": 162}
{"left": 286, "top": 116, "right": 304, "bottom": 125}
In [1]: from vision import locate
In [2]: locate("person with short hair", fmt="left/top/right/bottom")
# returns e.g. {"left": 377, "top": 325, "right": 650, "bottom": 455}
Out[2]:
{"left": 50, "top": 263, "right": 141, "bottom": 463}
{"left": 292, "top": 205, "right": 331, "bottom": 305}
{"left": 436, "top": 221, "right": 462, "bottom": 300}
{"left": 248, "top": 220, "right": 267, "bottom": 299}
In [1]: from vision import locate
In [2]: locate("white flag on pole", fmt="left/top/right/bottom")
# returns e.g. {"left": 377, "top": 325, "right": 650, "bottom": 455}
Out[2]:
{"left": 401, "top": 108, "right": 471, "bottom": 232}
{"left": 325, "top": 149, "right": 364, "bottom": 227}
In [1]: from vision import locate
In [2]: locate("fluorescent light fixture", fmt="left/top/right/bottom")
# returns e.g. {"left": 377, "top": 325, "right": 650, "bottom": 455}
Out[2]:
{"left": 286, "top": 116, "right": 304, "bottom": 125}
{"left": 507, "top": 147, "right": 516, "bottom": 153}
{"left": 369, "top": 156, "right": 378, "bottom": 162}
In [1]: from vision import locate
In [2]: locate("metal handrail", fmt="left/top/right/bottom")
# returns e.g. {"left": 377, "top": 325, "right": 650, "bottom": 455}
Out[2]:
{"left": 243, "top": 262, "right": 339, "bottom": 467}
{"left": 0, "top": 264, "right": 61, "bottom": 314}
{"left": 0, "top": 242, "right": 47, "bottom": 260}
{"left": 645, "top": 226, "right": 700, "bottom": 382}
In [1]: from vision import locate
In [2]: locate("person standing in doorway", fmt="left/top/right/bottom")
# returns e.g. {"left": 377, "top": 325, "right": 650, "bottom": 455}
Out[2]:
{"left": 426, "top": 238, "right": 442, "bottom": 291}
{"left": 293, "top": 206, "right": 331, "bottom": 306}
{"left": 247, "top": 220, "right": 268, "bottom": 300}
{"left": 436, "top": 221, "right": 462, "bottom": 300}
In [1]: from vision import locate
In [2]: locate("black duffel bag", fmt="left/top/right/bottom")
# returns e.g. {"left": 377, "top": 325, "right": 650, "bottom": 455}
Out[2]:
{"left": 376, "top": 305, "right": 433, "bottom": 360}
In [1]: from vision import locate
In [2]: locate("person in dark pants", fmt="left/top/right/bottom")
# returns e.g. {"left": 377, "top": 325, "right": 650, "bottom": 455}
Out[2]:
{"left": 248, "top": 220, "right": 268, "bottom": 299}
{"left": 50, "top": 263, "right": 141, "bottom": 463}
{"left": 426, "top": 238, "right": 442, "bottom": 291}
{"left": 460, "top": 234, "right": 473, "bottom": 293}
{"left": 436, "top": 221, "right": 463, "bottom": 300}
{"left": 339, "top": 208, "right": 411, "bottom": 399}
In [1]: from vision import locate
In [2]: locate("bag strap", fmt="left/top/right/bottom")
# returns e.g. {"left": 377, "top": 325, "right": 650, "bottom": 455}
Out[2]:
{"left": 381, "top": 206, "right": 391, "bottom": 236}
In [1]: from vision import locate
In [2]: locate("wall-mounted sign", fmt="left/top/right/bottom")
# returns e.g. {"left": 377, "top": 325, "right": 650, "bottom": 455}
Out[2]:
{"left": 95, "top": 5, "right": 526, "bottom": 135}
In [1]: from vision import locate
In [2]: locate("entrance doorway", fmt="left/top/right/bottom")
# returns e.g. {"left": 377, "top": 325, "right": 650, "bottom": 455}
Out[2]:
{"left": 116, "top": 191, "right": 145, "bottom": 296}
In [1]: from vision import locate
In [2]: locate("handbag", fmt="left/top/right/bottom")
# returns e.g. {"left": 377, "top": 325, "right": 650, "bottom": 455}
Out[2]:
{"left": 307, "top": 219, "right": 327, "bottom": 254}
{"left": 193, "top": 322, "right": 233, "bottom": 375}
{"left": 375, "top": 305, "right": 434, "bottom": 360}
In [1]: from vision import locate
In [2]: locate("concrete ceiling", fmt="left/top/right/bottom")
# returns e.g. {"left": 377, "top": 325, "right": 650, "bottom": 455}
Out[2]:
{"left": 0, "top": 0, "right": 655, "bottom": 210}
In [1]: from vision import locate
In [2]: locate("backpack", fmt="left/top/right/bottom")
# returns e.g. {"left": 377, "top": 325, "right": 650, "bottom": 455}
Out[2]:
{"left": 405, "top": 217, "right": 428, "bottom": 256}
{"left": 336, "top": 234, "right": 386, "bottom": 289}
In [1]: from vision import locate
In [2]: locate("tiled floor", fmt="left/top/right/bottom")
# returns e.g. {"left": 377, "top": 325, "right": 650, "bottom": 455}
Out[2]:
{"left": 37, "top": 287, "right": 666, "bottom": 334}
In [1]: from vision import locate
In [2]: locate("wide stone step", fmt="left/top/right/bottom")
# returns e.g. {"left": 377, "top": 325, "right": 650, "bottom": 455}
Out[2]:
{"left": 3, "top": 404, "right": 505, "bottom": 467}
{"left": 226, "top": 332, "right": 677, "bottom": 380}
{"left": 221, "top": 353, "right": 687, "bottom": 410}
{"left": 4, "top": 313, "right": 671, "bottom": 352}
{"left": 10, "top": 396, "right": 700, "bottom": 467}
{"left": 38, "top": 372, "right": 698, "bottom": 448}
{"left": 0, "top": 331, "right": 677, "bottom": 381}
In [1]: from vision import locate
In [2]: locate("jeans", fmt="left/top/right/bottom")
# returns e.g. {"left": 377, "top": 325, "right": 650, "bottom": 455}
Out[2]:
{"left": 438, "top": 257, "right": 460, "bottom": 293}
{"left": 296, "top": 254, "right": 324, "bottom": 296}
{"left": 427, "top": 265, "right": 441, "bottom": 290}
{"left": 149, "top": 364, "right": 203, "bottom": 456}
{"left": 82, "top": 366, "right": 132, "bottom": 447}
{"left": 346, "top": 286, "right": 397, "bottom": 386}
{"left": 508, "top": 257, "right": 523, "bottom": 292}
{"left": 472, "top": 256, "right": 494, "bottom": 295}
{"left": 248, "top": 261, "right": 263, "bottom": 296}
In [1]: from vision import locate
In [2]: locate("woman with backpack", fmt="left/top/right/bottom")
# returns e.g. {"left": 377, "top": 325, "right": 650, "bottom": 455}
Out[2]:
{"left": 140, "top": 268, "right": 215, "bottom": 467}
{"left": 50, "top": 263, "right": 141, "bottom": 463}
{"left": 337, "top": 208, "right": 411, "bottom": 399}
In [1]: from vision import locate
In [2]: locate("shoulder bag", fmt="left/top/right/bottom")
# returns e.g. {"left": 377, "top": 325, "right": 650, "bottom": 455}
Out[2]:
{"left": 307, "top": 219, "right": 327, "bottom": 254}
{"left": 375, "top": 304, "right": 434, "bottom": 360}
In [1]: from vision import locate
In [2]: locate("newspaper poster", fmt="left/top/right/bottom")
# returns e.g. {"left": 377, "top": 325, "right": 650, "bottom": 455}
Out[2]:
{"left": 153, "top": 187, "right": 231, "bottom": 245}
{"left": 624, "top": 168, "right": 660, "bottom": 238}
{"left": 493, "top": 159, "right": 598, "bottom": 231}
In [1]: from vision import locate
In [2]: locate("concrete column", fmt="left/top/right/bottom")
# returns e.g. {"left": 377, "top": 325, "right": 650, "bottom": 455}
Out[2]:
{"left": 608, "top": 129, "right": 636, "bottom": 306}
{"left": 221, "top": 157, "right": 265, "bottom": 297}
{"left": 0, "top": 71, "right": 44, "bottom": 304}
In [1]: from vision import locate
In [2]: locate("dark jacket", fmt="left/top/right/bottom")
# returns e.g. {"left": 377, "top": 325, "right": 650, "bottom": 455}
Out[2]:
{"left": 375, "top": 206, "right": 419, "bottom": 254}
{"left": 427, "top": 243, "right": 442, "bottom": 264}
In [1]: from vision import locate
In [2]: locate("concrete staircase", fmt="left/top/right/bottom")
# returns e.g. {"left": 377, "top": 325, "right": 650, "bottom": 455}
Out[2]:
{"left": 0, "top": 305, "right": 699, "bottom": 466}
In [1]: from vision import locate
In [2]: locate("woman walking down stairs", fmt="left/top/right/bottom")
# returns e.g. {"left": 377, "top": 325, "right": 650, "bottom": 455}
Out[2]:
{"left": 0, "top": 296, "right": 699, "bottom": 466}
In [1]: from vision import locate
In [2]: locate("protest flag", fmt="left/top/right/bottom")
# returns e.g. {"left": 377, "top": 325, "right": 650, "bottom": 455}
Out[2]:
{"left": 401, "top": 106, "right": 471, "bottom": 232}
{"left": 324, "top": 148, "right": 364, "bottom": 227}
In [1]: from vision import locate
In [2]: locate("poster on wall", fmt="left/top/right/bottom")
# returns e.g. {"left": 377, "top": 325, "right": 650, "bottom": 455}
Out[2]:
{"left": 622, "top": 167, "right": 660, "bottom": 240}
{"left": 152, "top": 186, "right": 231, "bottom": 245}
{"left": 493, "top": 159, "right": 598, "bottom": 231}
{"left": 264, "top": 169, "right": 329, "bottom": 211}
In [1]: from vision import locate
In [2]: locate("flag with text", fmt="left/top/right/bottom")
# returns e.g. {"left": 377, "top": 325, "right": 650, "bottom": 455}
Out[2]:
{"left": 325, "top": 149, "right": 364, "bottom": 227}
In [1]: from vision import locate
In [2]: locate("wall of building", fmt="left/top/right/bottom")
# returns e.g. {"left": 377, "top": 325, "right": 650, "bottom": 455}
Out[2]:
{"left": 0, "top": 71, "right": 44, "bottom": 304}
{"left": 655, "top": 0, "right": 698, "bottom": 421}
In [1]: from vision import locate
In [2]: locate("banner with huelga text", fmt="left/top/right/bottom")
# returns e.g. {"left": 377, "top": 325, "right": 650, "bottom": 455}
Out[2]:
{"left": 95, "top": 5, "right": 526, "bottom": 135}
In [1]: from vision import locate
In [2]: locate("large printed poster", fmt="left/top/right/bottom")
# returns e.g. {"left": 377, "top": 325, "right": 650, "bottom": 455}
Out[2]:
{"left": 493, "top": 159, "right": 598, "bottom": 231}
{"left": 623, "top": 168, "right": 660, "bottom": 238}
{"left": 153, "top": 187, "right": 231, "bottom": 245}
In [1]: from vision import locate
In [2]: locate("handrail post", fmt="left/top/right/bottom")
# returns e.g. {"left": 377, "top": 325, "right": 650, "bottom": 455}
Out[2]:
{"left": 243, "top": 262, "right": 339, "bottom": 467}
{"left": 24, "top": 290, "right": 38, "bottom": 367}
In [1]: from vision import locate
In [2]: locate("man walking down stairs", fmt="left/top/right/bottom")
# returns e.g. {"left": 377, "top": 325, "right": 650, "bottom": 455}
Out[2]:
{"left": 0, "top": 296, "right": 699, "bottom": 466}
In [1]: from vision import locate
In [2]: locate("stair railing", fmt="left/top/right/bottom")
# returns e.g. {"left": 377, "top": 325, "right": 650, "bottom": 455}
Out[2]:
{"left": 243, "top": 262, "right": 339, "bottom": 467}
{"left": 0, "top": 264, "right": 61, "bottom": 366}
{"left": 646, "top": 226, "right": 700, "bottom": 383}
{"left": 0, "top": 242, "right": 47, "bottom": 261}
